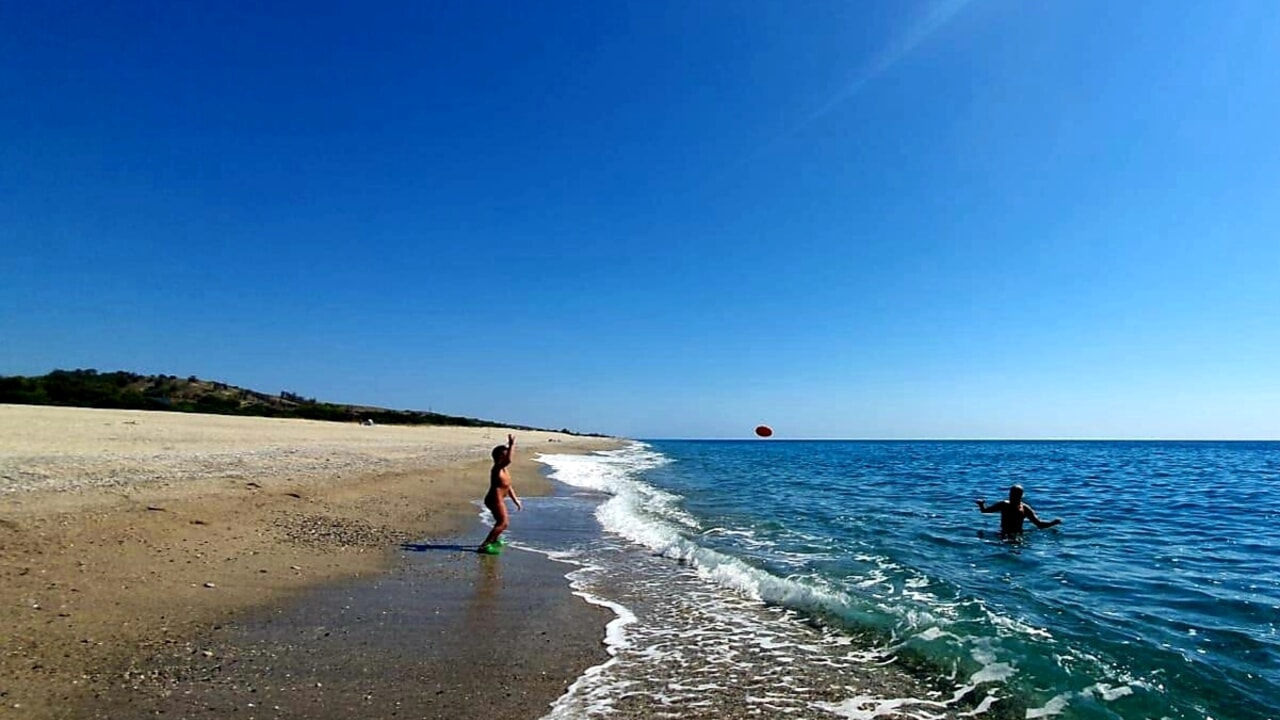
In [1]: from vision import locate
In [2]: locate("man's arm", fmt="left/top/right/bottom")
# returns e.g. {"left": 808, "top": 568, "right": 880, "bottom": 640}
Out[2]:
{"left": 507, "top": 433, "right": 516, "bottom": 464}
{"left": 509, "top": 485, "right": 522, "bottom": 511}
{"left": 1023, "top": 504, "right": 1061, "bottom": 529}
{"left": 976, "top": 499, "right": 1007, "bottom": 513}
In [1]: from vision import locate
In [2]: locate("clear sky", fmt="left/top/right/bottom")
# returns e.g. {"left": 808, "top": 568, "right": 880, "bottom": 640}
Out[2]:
{"left": 4, "top": 1, "right": 1278, "bottom": 439}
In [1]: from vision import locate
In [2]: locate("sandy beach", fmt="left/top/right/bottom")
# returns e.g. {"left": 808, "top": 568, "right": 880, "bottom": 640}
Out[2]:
{"left": 0, "top": 404, "right": 621, "bottom": 719}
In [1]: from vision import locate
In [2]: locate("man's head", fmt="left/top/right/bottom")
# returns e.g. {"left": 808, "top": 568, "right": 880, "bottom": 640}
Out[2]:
{"left": 1009, "top": 484, "right": 1024, "bottom": 502}
{"left": 492, "top": 444, "right": 508, "bottom": 463}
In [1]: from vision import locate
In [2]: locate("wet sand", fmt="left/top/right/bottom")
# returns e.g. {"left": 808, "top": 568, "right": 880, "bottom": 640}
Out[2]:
{"left": 79, "top": 544, "right": 614, "bottom": 719}
{"left": 0, "top": 404, "right": 620, "bottom": 719}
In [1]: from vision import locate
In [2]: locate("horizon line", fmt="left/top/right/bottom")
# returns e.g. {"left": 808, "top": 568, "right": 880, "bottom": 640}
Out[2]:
{"left": 634, "top": 437, "right": 1280, "bottom": 442}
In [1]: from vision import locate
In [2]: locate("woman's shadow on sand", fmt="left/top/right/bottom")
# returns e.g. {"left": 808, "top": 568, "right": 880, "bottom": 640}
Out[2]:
{"left": 399, "top": 542, "right": 475, "bottom": 552}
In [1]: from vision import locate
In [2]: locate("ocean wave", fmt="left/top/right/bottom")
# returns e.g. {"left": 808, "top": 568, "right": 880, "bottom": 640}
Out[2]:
{"left": 534, "top": 443, "right": 1029, "bottom": 718}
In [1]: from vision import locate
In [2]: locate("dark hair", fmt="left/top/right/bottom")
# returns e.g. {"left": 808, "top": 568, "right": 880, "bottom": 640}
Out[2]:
{"left": 492, "top": 445, "right": 507, "bottom": 460}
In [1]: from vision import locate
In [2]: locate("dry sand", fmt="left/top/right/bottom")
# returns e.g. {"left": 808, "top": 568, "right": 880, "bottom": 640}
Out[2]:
{"left": 0, "top": 404, "right": 621, "bottom": 719}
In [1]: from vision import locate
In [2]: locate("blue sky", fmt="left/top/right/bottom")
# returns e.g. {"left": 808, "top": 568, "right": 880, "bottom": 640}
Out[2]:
{"left": 3, "top": 1, "right": 1278, "bottom": 439}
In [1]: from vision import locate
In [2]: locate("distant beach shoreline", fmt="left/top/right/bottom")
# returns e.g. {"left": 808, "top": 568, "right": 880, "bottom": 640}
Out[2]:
{"left": 0, "top": 404, "right": 621, "bottom": 719}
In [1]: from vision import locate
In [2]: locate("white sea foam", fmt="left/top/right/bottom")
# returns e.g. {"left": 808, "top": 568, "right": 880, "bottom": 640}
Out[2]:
{"left": 523, "top": 547, "right": 638, "bottom": 720}
{"left": 1020, "top": 680, "right": 1140, "bottom": 720}
{"left": 1024, "top": 692, "right": 1071, "bottom": 718}
{"left": 813, "top": 695, "right": 949, "bottom": 719}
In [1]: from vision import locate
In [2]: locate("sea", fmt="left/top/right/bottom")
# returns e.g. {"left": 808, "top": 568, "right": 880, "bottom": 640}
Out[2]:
{"left": 509, "top": 440, "right": 1279, "bottom": 720}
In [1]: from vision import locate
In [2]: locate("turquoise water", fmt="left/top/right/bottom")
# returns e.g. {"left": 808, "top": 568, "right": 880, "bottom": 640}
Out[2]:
{"left": 532, "top": 440, "right": 1279, "bottom": 719}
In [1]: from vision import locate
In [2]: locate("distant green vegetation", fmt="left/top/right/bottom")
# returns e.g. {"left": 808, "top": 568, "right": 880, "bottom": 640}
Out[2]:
{"left": 0, "top": 369, "right": 595, "bottom": 434}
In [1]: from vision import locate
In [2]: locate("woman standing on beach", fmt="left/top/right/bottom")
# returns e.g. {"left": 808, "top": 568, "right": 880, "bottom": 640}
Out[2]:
{"left": 480, "top": 434, "right": 521, "bottom": 552}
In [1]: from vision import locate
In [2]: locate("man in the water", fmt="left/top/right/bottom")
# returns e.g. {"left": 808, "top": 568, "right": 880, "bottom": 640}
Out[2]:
{"left": 975, "top": 484, "right": 1061, "bottom": 537}
{"left": 480, "top": 434, "right": 522, "bottom": 551}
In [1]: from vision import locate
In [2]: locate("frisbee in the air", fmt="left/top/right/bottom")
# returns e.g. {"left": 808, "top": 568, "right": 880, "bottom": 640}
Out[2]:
{"left": 755, "top": 425, "right": 773, "bottom": 438}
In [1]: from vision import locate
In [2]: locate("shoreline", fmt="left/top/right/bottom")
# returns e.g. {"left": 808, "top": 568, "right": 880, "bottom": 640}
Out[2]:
{"left": 0, "top": 404, "right": 621, "bottom": 719}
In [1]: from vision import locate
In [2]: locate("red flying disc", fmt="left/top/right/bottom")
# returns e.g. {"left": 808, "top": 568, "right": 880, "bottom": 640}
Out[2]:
{"left": 755, "top": 425, "right": 773, "bottom": 438}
